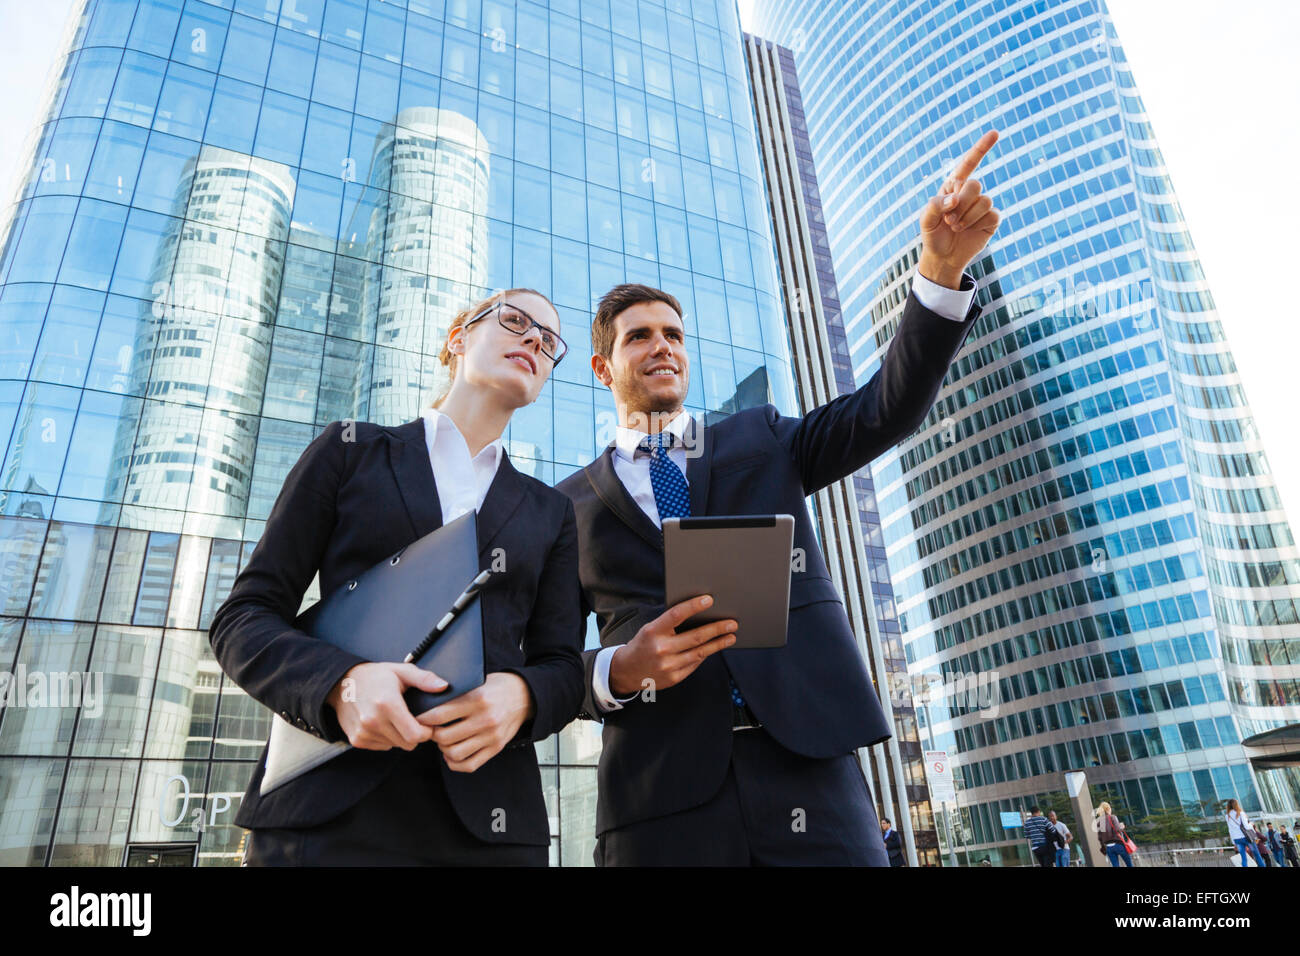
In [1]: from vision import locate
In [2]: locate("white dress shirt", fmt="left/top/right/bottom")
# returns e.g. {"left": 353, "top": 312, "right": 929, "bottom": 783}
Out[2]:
{"left": 420, "top": 406, "right": 504, "bottom": 523}
{"left": 590, "top": 276, "right": 976, "bottom": 711}
{"left": 911, "top": 271, "right": 976, "bottom": 324}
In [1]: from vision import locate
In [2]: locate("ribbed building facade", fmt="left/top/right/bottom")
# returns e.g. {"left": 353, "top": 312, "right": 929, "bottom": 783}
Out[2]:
{"left": 0, "top": 0, "right": 797, "bottom": 866}
{"left": 751, "top": 0, "right": 1300, "bottom": 862}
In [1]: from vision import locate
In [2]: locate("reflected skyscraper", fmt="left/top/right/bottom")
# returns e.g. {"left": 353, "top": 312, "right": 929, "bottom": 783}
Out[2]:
{"left": 99, "top": 109, "right": 491, "bottom": 532}
{"left": 354, "top": 107, "right": 490, "bottom": 423}
{"left": 103, "top": 146, "right": 295, "bottom": 536}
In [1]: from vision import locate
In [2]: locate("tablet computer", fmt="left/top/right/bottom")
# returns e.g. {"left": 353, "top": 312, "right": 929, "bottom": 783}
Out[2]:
{"left": 663, "top": 514, "right": 795, "bottom": 649}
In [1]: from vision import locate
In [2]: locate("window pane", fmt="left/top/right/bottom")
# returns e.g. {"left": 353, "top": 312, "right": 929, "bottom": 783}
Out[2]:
{"left": 153, "top": 62, "right": 214, "bottom": 141}
{"left": 62, "top": 49, "right": 122, "bottom": 119}
{"left": 58, "top": 200, "right": 128, "bottom": 295}
{"left": 85, "top": 120, "right": 148, "bottom": 203}
{"left": 48, "top": 758, "right": 138, "bottom": 865}
{"left": 219, "top": 13, "right": 274, "bottom": 84}
{"left": 107, "top": 52, "right": 167, "bottom": 127}
{"left": 0, "top": 283, "right": 53, "bottom": 380}
{"left": 172, "top": 0, "right": 230, "bottom": 71}
{"left": 0, "top": 757, "right": 64, "bottom": 865}
{"left": 0, "top": 620, "right": 95, "bottom": 756}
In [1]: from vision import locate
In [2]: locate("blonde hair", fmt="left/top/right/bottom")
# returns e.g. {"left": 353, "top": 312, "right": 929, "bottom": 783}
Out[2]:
{"left": 431, "top": 287, "right": 556, "bottom": 408}
{"left": 1095, "top": 801, "right": 1112, "bottom": 817}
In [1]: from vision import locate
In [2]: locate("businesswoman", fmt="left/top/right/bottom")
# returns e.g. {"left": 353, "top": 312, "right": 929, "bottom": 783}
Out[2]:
{"left": 209, "top": 288, "right": 585, "bottom": 865}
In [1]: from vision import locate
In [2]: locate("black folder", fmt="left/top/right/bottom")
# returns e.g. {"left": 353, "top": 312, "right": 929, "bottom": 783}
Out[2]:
{"left": 260, "top": 510, "right": 486, "bottom": 795}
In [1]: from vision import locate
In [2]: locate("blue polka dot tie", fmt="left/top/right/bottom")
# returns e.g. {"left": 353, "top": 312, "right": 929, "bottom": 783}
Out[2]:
{"left": 638, "top": 430, "right": 747, "bottom": 710}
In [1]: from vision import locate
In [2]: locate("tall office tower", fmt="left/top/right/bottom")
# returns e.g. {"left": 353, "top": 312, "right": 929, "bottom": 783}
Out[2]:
{"left": 743, "top": 32, "right": 942, "bottom": 865}
{"left": 101, "top": 146, "right": 296, "bottom": 539}
{"left": 352, "top": 107, "right": 491, "bottom": 424}
{"left": 0, "top": 0, "right": 795, "bottom": 866}
{"left": 751, "top": 0, "right": 1300, "bottom": 862}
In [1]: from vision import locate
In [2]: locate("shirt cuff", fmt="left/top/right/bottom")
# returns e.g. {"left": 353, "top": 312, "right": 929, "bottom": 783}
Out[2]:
{"left": 911, "top": 270, "right": 975, "bottom": 322}
{"left": 592, "top": 645, "right": 639, "bottom": 712}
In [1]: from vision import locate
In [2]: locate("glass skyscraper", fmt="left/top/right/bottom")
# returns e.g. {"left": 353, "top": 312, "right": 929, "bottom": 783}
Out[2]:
{"left": 751, "top": 0, "right": 1300, "bottom": 862}
{"left": 0, "top": 0, "right": 798, "bottom": 865}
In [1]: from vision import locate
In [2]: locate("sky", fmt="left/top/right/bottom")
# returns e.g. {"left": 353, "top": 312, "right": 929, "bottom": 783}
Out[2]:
{"left": 2, "top": 0, "right": 1298, "bottom": 528}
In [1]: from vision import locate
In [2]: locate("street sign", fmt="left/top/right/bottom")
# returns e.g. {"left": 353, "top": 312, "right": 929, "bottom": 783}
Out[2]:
{"left": 1001, "top": 811, "right": 1025, "bottom": 829}
{"left": 924, "top": 749, "right": 956, "bottom": 803}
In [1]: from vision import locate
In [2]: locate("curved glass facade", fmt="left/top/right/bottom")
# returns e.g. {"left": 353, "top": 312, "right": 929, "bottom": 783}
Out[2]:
{"left": 0, "top": 0, "right": 796, "bottom": 865}
{"left": 751, "top": 0, "right": 1300, "bottom": 861}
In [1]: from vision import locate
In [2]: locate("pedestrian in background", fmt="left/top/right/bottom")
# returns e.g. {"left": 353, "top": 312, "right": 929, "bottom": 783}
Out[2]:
{"left": 1255, "top": 829, "right": 1274, "bottom": 867}
{"left": 1225, "top": 798, "right": 1267, "bottom": 868}
{"left": 1266, "top": 823, "right": 1287, "bottom": 868}
{"left": 880, "top": 818, "right": 905, "bottom": 867}
{"left": 1024, "top": 806, "right": 1057, "bottom": 867}
{"left": 1095, "top": 801, "right": 1132, "bottom": 867}
{"left": 1048, "top": 810, "right": 1071, "bottom": 867}
{"left": 1279, "top": 824, "right": 1299, "bottom": 868}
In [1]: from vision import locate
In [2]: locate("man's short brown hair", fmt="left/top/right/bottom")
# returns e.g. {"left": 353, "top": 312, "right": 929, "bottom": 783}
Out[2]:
{"left": 591, "top": 283, "right": 683, "bottom": 360}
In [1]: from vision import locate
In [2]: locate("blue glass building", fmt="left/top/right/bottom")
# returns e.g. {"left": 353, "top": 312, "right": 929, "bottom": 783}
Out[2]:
{"left": 0, "top": 0, "right": 798, "bottom": 865}
{"left": 751, "top": 0, "right": 1300, "bottom": 862}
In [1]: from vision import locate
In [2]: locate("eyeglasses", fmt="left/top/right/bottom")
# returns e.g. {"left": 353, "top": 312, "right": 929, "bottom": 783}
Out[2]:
{"left": 463, "top": 301, "right": 567, "bottom": 365}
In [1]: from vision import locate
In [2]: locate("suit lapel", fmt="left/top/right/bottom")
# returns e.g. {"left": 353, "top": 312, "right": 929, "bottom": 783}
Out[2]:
{"left": 389, "top": 418, "right": 443, "bottom": 540}
{"left": 586, "top": 444, "right": 665, "bottom": 552}
{"left": 389, "top": 416, "right": 526, "bottom": 556}
{"left": 476, "top": 453, "right": 527, "bottom": 555}
{"left": 682, "top": 412, "right": 712, "bottom": 518}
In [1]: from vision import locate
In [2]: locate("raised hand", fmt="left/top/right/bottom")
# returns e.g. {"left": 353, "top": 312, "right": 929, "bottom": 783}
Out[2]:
{"left": 918, "top": 129, "right": 1001, "bottom": 288}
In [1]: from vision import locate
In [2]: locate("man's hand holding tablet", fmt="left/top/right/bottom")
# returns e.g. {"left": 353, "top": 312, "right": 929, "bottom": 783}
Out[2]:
{"left": 607, "top": 595, "right": 738, "bottom": 697}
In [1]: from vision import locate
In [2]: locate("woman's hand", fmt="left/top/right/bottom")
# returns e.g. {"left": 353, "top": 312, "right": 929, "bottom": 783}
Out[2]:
{"left": 415, "top": 672, "right": 535, "bottom": 773}
{"left": 326, "top": 661, "right": 447, "bottom": 751}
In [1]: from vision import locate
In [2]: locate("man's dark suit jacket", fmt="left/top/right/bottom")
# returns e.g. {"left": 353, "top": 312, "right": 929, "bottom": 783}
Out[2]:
{"left": 883, "top": 829, "right": 905, "bottom": 866}
{"left": 209, "top": 417, "right": 585, "bottom": 845}
{"left": 556, "top": 281, "right": 981, "bottom": 836}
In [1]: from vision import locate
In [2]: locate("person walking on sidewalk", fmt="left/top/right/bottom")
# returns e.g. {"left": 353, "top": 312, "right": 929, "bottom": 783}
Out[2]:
{"left": 1095, "top": 801, "right": 1132, "bottom": 867}
{"left": 1226, "top": 798, "right": 1267, "bottom": 868}
{"left": 1279, "top": 824, "right": 1299, "bottom": 868}
{"left": 1024, "top": 806, "right": 1057, "bottom": 867}
{"left": 1048, "top": 810, "right": 1072, "bottom": 867}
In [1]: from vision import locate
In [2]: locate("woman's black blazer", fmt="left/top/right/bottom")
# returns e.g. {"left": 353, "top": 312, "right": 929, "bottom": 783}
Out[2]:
{"left": 209, "top": 418, "right": 585, "bottom": 845}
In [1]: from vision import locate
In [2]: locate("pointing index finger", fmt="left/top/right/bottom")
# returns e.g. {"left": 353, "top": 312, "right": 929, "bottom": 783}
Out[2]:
{"left": 950, "top": 129, "right": 999, "bottom": 183}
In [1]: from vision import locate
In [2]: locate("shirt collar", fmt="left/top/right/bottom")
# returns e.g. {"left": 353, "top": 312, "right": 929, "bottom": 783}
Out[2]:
{"left": 614, "top": 409, "right": 694, "bottom": 463}
{"left": 421, "top": 406, "right": 504, "bottom": 468}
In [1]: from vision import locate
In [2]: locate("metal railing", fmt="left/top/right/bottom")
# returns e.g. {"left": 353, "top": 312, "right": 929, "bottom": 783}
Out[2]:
{"left": 1168, "top": 846, "right": 1237, "bottom": 868}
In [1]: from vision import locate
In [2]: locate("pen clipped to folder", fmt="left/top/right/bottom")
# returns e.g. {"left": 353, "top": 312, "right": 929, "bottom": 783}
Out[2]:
{"left": 404, "top": 568, "right": 493, "bottom": 664}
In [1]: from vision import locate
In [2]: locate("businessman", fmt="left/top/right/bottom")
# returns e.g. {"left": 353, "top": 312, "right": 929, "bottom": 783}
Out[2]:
{"left": 881, "top": 819, "right": 906, "bottom": 867}
{"left": 557, "top": 130, "right": 1002, "bottom": 865}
